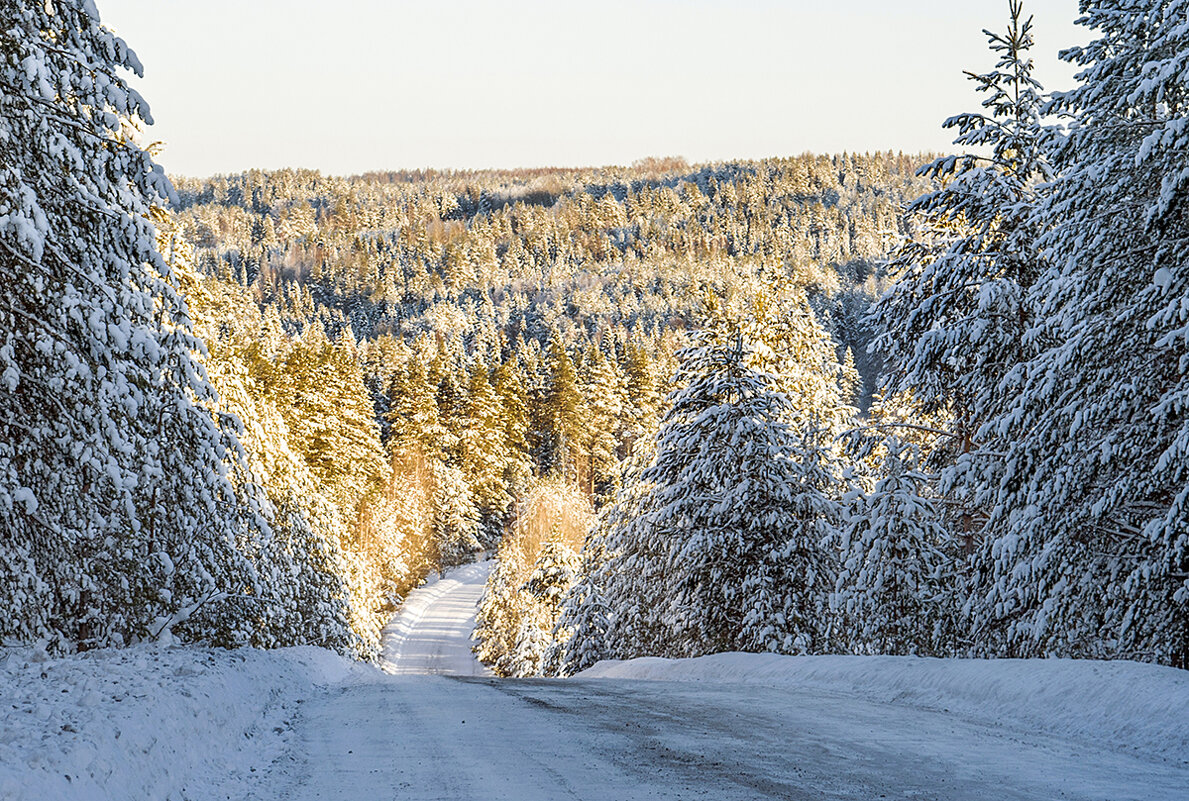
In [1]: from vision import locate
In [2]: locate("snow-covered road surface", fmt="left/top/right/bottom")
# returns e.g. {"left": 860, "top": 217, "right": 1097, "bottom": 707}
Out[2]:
{"left": 260, "top": 671, "right": 1189, "bottom": 801}
{"left": 380, "top": 561, "right": 493, "bottom": 677}
{"left": 258, "top": 561, "right": 1189, "bottom": 801}
{"left": 5, "top": 563, "right": 1186, "bottom": 800}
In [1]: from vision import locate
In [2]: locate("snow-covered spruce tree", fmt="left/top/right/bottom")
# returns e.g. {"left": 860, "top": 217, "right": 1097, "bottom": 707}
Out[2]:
{"left": 975, "top": 0, "right": 1189, "bottom": 665}
{"left": 474, "top": 548, "right": 526, "bottom": 677}
{"left": 579, "top": 345, "right": 627, "bottom": 500}
{"left": 278, "top": 328, "right": 390, "bottom": 519}
{"left": 833, "top": 439, "right": 954, "bottom": 655}
{"left": 749, "top": 280, "right": 857, "bottom": 438}
{"left": 610, "top": 317, "right": 840, "bottom": 657}
{"left": 460, "top": 360, "right": 513, "bottom": 545}
{"left": 538, "top": 330, "right": 587, "bottom": 483}
{"left": 492, "top": 356, "right": 534, "bottom": 502}
{"left": 161, "top": 226, "right": 358, "bottom": 655}
{"left": 507, "top": 536, "right": 580, "bottom": 677}
{"left": 199, "top": 349, "right": 358, "bottom": 653}
{"left": 546, "top": 529, "right": 613, "bottom": 676}
{"left": 428, "top": 460, "right": 482, "bottom": 572}
{"left": 550, "top": 440, "right": 677, "bottom": 668}
{"left": 621, "top": 341, "right": 661, "bottom": 457}
{"left": 869, "top": 0, "right": 1051, "bottom": 555}
{"left": 0, "top": 1, "right": 265, "bottom": 650}
{"left": 733, "top": 417, "right": 842, "bottom": 655}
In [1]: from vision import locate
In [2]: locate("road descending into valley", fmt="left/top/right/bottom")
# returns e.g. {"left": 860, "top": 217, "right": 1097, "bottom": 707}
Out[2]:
{"left": 251, "top": 562, "right": 1187, "bottom": 801}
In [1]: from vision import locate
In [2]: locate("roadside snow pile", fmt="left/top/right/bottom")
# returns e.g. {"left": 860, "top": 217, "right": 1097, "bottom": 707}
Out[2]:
{"left": 0, "top": 644, "right": 371, "bottom": 801}
{"left": 579, "top": 653, "right": 1189, "bottom": 765}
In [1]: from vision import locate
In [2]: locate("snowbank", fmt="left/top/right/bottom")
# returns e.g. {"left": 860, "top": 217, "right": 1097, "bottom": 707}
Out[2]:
{"left": 579, "top": 653, "right": 1189, "bottom": 764}
{"left": 0, "top": 644, "right": 371, "bottom": 801}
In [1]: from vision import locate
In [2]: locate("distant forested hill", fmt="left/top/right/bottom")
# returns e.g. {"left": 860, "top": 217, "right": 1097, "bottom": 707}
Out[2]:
{"left": 150, "top": 154, "right": 931, "bottom": 660}
{"left": 170, "top": 154, "right": 931, "bottom": 410}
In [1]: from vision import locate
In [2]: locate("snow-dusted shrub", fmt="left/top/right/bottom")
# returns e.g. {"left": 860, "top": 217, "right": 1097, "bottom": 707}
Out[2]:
{"left": 474, "top": 480, "right": 592, "bottom": 676}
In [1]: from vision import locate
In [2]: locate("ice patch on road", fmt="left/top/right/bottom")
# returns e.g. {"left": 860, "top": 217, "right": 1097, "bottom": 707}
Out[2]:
{"left": 580, "top": 652, "right": 1189, "bottom": 765}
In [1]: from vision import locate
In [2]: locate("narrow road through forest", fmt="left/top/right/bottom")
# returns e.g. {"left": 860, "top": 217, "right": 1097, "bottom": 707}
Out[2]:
{"left": 250, "top": 562, "right": 1187, "bottom": 801}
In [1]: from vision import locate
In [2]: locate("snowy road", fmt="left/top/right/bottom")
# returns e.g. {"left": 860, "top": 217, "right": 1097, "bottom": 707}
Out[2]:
{"left": 380, "top": 561, "right": 493, "bottom": 677}
{"left": 254, "top": 562, "right": 1189, "bottom": 801}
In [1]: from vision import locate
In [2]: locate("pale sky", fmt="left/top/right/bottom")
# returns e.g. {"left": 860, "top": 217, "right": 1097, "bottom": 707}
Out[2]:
{"left": 96, "top": 0, "right": 1085, "bottom": 177}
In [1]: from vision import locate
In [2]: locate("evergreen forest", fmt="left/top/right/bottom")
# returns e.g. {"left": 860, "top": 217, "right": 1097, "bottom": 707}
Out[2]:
{"left": 2, "top": 0, "right": 1187, "bottom": 673}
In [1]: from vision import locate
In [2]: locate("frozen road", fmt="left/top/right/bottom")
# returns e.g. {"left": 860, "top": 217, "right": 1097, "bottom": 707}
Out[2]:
{"left": 254, "top": 562, "right": 1187, "bottom": 801}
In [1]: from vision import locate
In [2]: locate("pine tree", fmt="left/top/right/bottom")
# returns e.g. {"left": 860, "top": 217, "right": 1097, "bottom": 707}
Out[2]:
{"left": 869, "top": 0, "right": 1050, "bottom": 557}
{"left": 748, "top": 282, "right": 855, "bottom": 436}
{"left": 510, "top": 537, "right": 579, "bottom": 677}
{"left": 278, "top": 330, "right": 389, "bottom": 518}
{"left": 580, "top": 345, "right": 627, "bottom": 499}
{"left": 493, "top": 356, "right": 534, "bottom": 500}
{"left": 553, "top": 441, "right": 678, "bottom": 664}
{"left": 433, "top": 346, "right": 466, "bottom": 464}
{"left": 428, "top": 461, "right": 481, "bottom": 571}
{"left": 521, "top": 537, "right": 580, "bottom": 622}
{"left": 833, "top": 439, "right": 953, "bottom": 655}
{"left": 580, "top": 317, "right": 840, "bottom": 658}
{"left": 538, "top": 330, "right": 586, "bottom": 481}
{"left": 461, "top": 360, "right": 513, "bottom": 543}
{"left": 547, "top": 530, "right": 614, "bottom": 676}
{"left": 621, "top": 341, "right": 661, "bottom": 457}
{"left": 161, "top": 224, "right": 359, "bottom": 655}
{"left": 474, "top": 552, "right": 525, "bottom": 676}
{"left": 387, "top": 354, "right": 447, "bottom": 461}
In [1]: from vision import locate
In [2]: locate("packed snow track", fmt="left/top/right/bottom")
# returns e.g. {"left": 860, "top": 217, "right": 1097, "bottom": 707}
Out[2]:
{"left": 379, "top": 561, "right": 494, "bottom": 677}
{"left": 250, "top": 561, "right": 1187, "bottom": 801}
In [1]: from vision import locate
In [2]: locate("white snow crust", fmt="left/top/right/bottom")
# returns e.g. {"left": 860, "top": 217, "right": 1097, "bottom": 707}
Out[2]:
{"left": 0, "top": 644, "right": 367, "bottom": 801}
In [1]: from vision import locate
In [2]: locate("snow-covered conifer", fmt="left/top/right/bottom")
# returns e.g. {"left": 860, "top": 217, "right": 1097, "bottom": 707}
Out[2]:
{"left": 552, "top": 441, "right": 677, "bottom": 665}
{"left": 580, "top": 345, "right": 628, "bottom": 498}
{"left": 0, "top": 1, "right": 268, "bottom": 650}
{"left": 474, "top": 480, "right": 593, "bottom": 675}
{"left": 539, "top": 331, "right": 587, "bottom": 481}
{"left": 577, "top": 313, "right": 842, "bottom": 658}
{"left": 509, "top": 536, "right": 580, "bottom": 677}
{"left": 160, "top": 226, "right": 359, "bottom": 654}
{"left": 976, "top": 0, "right": 1189, "bottom": 664}
{"left": 429, "top": 461, "right": 482, "bottom": 571}
{"left": 869, "top": 0, "right": 1051, "bottom": 557}
{"left": 461, "top": 360, "right": 513, "bottom": 544}
{"left": 547, "top": 531, "right": 614, "bottom": 676}
{"left": 833, "top": 439, "right": 954, "bottom": 655}
{"left": 748, "top": 281, "right": 856, "bottom": 437}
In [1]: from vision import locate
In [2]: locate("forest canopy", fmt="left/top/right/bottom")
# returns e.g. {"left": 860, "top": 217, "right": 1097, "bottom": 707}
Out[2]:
{"left": 1, "top": 0, "right": 1185, "bottom": 673}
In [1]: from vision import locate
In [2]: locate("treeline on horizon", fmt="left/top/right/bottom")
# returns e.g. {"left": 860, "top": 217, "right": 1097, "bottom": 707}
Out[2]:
{"left": 1, "top": 0, "right": 1185, "bottom": 669}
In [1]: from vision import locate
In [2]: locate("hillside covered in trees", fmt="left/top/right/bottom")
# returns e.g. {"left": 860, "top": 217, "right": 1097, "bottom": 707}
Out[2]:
{"left": 158, "top": 149, "right": 929, "bottom": 658}
{"left": 1, "top": 0, "right": 1186, "bottom": 678}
